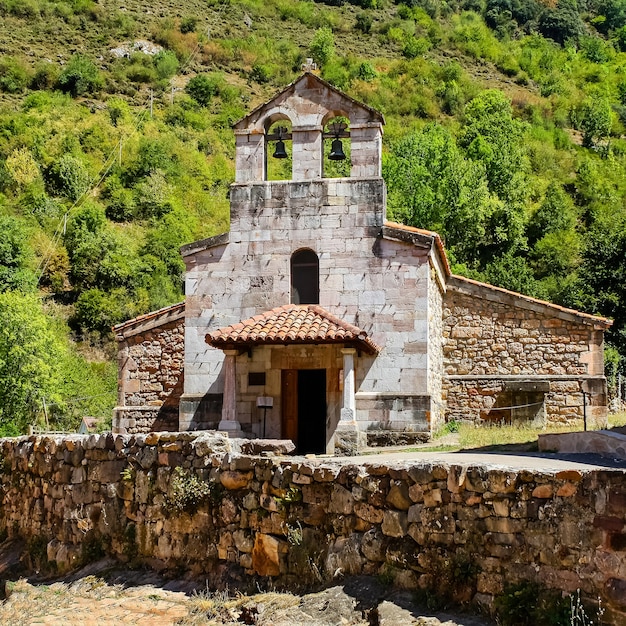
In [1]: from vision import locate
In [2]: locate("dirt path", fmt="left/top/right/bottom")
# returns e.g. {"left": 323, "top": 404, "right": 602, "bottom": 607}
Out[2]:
{"left": 0, "top": 566, "right": 493, "bottom": 626}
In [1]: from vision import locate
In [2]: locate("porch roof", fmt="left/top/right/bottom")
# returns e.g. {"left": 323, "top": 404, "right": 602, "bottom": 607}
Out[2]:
{"left": 205, "top": 304, "right": 381, "bottom": 355}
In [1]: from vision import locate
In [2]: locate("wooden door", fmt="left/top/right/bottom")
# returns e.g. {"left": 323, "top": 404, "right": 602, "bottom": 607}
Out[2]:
{"left": 281, "top": 369, "right": 298, "bottom": 445}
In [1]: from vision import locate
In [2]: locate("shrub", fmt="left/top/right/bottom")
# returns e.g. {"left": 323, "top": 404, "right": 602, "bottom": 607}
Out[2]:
{"left": 47, "top": 154, "right": 91, "bottom": 201}
{"left": 403, "top": 36, "right": 431, "bottom": 58}
{"left": 355, "top": 12, "right": 373, "bottom": 33}
{"left": 185, "top": 74, "right": 219, "bottom": 106}
{"left": 0, "top": 56, "right": 31, "bottom": 93}
{"left": 30, "top": 62, "right": 59, "bottom": 90}
{"left": 154, "top": 50, "right": 179, "bottom": 79}
{"left": 57, "top": 54, "right": 102, "bottom": 97}
{"left": 180, "top": 16, "right": 197, "bottom": 33}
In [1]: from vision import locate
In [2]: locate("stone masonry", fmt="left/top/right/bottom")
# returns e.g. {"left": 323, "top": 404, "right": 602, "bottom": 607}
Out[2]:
{"left": 1, "top": 433, "right": 626, "bottom": 622}
{"left": 113, "top": 303, "right": 185, "bottom": 434}
{"left": 443, "top": 277, "right": 609, "bottom": 426}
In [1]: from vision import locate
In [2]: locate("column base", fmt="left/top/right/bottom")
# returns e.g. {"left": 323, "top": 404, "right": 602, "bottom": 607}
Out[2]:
{"left": 333, "top": 420, "right": 364, "bottom": 457}
{"left": 218, "top": 420, "right": 245, "bottom": 437}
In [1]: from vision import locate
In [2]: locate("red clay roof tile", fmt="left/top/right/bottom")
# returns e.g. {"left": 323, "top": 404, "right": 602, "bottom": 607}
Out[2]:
{"left": 205, "top": 304, "right": 380, "bottom": 354}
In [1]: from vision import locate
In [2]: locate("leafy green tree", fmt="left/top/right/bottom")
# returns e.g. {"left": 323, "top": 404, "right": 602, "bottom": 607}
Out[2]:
{"left": 0, "top": 292, "right": 62, "bottom": 435}
{"left": 73, "top": 288, "right": 127, "bottom": 335}
{"left": 57, "top": 54, "right": 102, "bottom": 97}
{"left": 185, "top": 74, "right": 219, "bottom": 107}
{"left": 47, "top": 154, "right": 91, "bottom": 201}
{"left": 460, "top": 90, "right": 527, "bottom": 199}
{"left": 578, "top": 95, "right": 613, "bottom": 149}
{"left": 538, "top": 0, "right": 585, "bottom": 44}
{"left": 0, "top": 216, "right": 35, "bottom": 292}
{"left": 384, "top": 124, "right": 497, "bottom": 266}
{"left": 309, "top": 27, "right": 335, "bottom": 67}
{"left": 527, "top": 182, "right": 576, "bottom": 244}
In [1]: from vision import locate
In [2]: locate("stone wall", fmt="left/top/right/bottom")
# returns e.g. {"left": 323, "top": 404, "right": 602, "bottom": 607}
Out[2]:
{"left": 181, "top": 179, "right": 435, "bottom": 442}
{"left": 443, "top": 281, "right": 608, "bottom": 425}
{"left": 114, "top": 312, "right": 184, "bottom": 434}
{"left": 2, "top": 433, "right": 626, "bottom": 622}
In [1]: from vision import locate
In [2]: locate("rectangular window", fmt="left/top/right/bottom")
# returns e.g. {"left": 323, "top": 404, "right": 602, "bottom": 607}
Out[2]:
{"left": 248, "top": 372, "right": 266, "bottom": 387}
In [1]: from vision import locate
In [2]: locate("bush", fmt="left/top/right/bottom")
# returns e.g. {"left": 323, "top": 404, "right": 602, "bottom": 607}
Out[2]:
{"left": 154, "top": 50, "right": 179, "bottom": 79}
{"left": 57, "top": 54, "right": 102, "bottom": 97}
{"left": 30, "top": 62, "right": 59, "bottom": 90}
{"left": 47, "top": 154, "right": 91, "bottom": 201}
{"left": 185, "top": 74, "right": 219, "bottom": 106}
{"left": 355, "top": 12, "right": 373, "bottom": 33}
{"left": 0, "top": 56, "right": 31, "bottom": 93}
{"left": 180, "top": 16, "right": 197, "bottom": 33}
{"left": 73, "top": 288, "right": 126, "bottom": 335}
{"left": 403, "top": 36, "right": 431, "bottom": 58}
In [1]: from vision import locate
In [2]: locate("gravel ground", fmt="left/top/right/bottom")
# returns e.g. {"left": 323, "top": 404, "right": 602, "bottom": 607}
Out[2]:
{"left": 0, "top": 561, "right": 494, "bottom": 626}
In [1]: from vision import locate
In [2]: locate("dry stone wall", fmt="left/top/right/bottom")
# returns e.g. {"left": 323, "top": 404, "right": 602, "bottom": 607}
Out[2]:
{"left": 1, "top": 433, "right": 626, "bottom": 621}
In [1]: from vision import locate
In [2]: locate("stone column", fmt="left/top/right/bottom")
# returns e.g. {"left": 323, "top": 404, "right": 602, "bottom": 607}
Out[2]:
{"left": 218, "top": 349, "right": 244, "bottom": 435}
{"left": 335, "top": 348, "right": 362, "bottom": 455}
{"left": 340, "top": 348, "right": 357, "bottom": 423}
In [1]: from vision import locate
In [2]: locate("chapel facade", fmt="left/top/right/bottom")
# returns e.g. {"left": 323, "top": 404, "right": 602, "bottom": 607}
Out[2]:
{"left": 113, "top": 73, "right": 611, "bottom": 454}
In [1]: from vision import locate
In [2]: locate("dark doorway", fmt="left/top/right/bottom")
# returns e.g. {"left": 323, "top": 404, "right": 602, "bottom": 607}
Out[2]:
{"left": 281, "top": 369, "right": 327, "bottom": 454}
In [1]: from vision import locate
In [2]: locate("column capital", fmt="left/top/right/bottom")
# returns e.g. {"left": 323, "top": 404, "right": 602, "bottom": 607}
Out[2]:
{"left": 341, "top": 347, "right": 357, "bottom": 356}
{"left": 223, "top": 349, "right": 240, "bottom": 357}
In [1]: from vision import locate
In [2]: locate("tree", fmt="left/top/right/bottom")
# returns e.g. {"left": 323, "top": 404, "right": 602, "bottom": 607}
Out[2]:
{"left": 0, "top": 292, "right": 62, "bottom": 435}
{"left": 383, "top": 124, "right": 497, "bottom": 266}
{"left": 578, "top": 95, "right": 613, "bottom": 149}
{"left": 57, "top": 54, "right": 102, "bottom": 97}
{"left": 309, "top": 27, "right": 335, "bottom": 67}
{"left": 0, "top": 216, "right": 35, "bottom": 292}
{"left": 538, "top": 1, "right": 585, "bottom": 44}
{"left": 185, "top": 75, "right": 219, "bottom": 107}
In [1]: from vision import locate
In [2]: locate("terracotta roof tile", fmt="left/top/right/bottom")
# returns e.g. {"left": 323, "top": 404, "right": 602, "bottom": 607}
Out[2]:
{"left": 206, "top": 304, "right": 380, "bottom": 354}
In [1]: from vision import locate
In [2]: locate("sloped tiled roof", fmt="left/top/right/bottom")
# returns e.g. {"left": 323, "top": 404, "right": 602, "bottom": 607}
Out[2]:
{"left": 206, "top": 304, "right": 380, "bottom": 354}
{"left": 113, "top": 301, "right": 185, "bottom": 340}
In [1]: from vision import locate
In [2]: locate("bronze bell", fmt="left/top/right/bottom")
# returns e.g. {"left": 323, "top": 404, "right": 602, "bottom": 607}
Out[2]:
{"left": 273, "top": 139, "right": 288, "bottom": 159}
{"left": 329, "top": 137, "right": 346, "bottom": 161}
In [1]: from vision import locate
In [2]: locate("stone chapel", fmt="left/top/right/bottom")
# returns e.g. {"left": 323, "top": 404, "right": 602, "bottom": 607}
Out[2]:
{"left": 113, "top": 72, "right": 612, "bottom": 454}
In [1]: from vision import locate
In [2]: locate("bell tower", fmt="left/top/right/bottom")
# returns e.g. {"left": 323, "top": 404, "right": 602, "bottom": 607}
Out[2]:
{"left": 232, "top": 72, "right": 384, "bottom": 183}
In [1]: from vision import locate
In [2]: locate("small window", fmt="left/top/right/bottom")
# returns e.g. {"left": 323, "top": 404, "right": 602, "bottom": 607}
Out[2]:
{"left": 291, "top": 249, "right": 319, "bottom": 304}
{"left": 248, "top": 372, "right": 266, "bottom": 386}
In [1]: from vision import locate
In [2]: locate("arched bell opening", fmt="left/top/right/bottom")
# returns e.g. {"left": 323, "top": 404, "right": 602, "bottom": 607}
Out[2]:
{"left": 322, "top": 115, "right": 351, "bottom": 179}
{"left": 265, "top": 117, "right": 293, "bottom": 181}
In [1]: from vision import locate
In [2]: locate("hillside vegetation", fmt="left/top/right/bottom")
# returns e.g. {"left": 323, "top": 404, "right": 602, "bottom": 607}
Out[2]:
{"left": 1, "top": 0, "right": 626, "bottom": 432}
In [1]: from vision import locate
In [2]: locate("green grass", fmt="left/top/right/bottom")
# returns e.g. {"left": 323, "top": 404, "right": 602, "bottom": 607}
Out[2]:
{"left": 422, "top": 412, "right": 626, "bottom": 453}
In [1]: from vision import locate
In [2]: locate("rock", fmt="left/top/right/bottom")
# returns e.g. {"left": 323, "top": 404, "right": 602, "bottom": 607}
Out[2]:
{"left": 382, "top": 510, "right": 408, "bottom": 537}
{"left": 252, "top": 533, "right": 287, "bottom": 577}
{"left": 220, "top": 470, "right": 253, "bottom": 490}
{"left": 240, "top": 439, "right": 295, "bottom": 455}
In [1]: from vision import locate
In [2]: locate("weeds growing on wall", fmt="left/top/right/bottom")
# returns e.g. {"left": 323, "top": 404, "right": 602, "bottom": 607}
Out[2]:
{"left": 494, "top": 583, "right": 605, "bottom": 626}
{"left": 164, "top": 467, "right": 215, "bottom": 514}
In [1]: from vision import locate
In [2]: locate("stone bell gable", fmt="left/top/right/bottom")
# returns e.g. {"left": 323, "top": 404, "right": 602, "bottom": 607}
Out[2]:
{"left": 232, "top": 72, "right": 384, "bottom": 182}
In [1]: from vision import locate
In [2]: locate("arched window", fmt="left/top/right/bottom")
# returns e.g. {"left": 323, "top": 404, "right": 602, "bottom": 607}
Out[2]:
{"left": 265, "top": 119, "right": 293, "bottom": 181}
{"left": 291, "top": 249, "right": 319, "bottom": 304}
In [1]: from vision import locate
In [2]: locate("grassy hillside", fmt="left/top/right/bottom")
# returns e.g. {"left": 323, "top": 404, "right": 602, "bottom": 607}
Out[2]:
{"left": 1, "top": 0, "right": 626, "bottom": 432}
